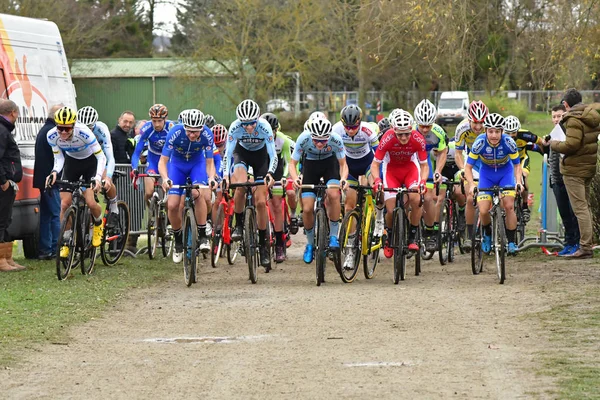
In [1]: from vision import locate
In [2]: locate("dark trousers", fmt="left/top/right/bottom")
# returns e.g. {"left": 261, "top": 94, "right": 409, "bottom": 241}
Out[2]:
{"left": 0, "top": 186, "right": 15, "bottom": 243}
{"left": 552, "top": 180, "right": 580, "bottom": 246}
{"left": 39, "top": 187, "right": 61, "bottom": 255}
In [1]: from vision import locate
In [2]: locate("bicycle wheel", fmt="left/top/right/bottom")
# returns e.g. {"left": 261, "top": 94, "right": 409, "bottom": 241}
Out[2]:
{"left": 420, "top": 219, "right": 435, "bottom": 260}
{"left": 101, "top": 201, "right": 129, "bottom": 266}
{"left": 392, "top": 209, "right": 406, "bottom": 284}
{"left": 415, "top": 223, "right": 422, "bottom": 276}
{"left": 182, "top": 208, "right": 197, "bottom": 287}
{"left": 244, "top": 208, "right": 258, "bottom": 284}
{"left": 455, "top": 202, "right": 466, "bottom": 255}
{"left": 515, "top": 200, "right": 526, "bottom": 246}
{"left": 161, "top": 216, "right": 174, "bottom": 259}
{"left": 315, "top": 208, "right": 328, "bottom": 286}
{"left": 494, "top": 209, "right": 507, "bottom": 284}
{"left": 338, "top": 210, "right": 361, "bottom": 283}
{"left": 438, "top": 199, "right": 451, "bottom": 265}
{"left": 56, "top": 206, "right": 77, "bottom": 281}
{"left": 265, "top": 219, "right": 274, "bottom": 272}
{"left": 471, "top": 209, "right": 484, "bottom": 275}
{"left": 363, "top": 205, "right": 380, "bottom": 280}
{"left": 226, "top": 212, "right": 240, "bottom": 265}
{"left": 147, "top": 198, "right": 158, "bottom": 259}
{"left": 448, "top": 201, "right": 457, "bottom": 263}
{"left": 80, "top": 209, "right": 97, "bottom": 276}
{"left": 211, "top": 203, "right": 225, "bottom": 268}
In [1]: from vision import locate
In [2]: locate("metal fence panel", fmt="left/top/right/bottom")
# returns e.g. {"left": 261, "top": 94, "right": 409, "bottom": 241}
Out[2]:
{"left": 115, "top": 163, "right": 146, "bottom": 234}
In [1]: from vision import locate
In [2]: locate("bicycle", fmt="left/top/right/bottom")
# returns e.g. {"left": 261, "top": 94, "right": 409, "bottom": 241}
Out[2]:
{"left": 299, "top": 180, "right": 342, "bottom": 286}
{"left": 435, "top": 179, "right": 465, "bottom": 265}
{"left": 514, "top": 190, "right": 526, "bottom": 247}
{"left": 98, "top": 171, "right": 130, "bottom": 266}
{"left": 211, "top": 188, "right": 241, "bottom": 267}
{"left": 382, "top": 186, "right": 424, "bottom": 284}
{"left": 134, "top": 173, "right": 174, "bottom": 259}
{"left": 172, "top": 179, "right": 213, "bottom": 287}
{"left": 267, "top": 179, "right": 293, "bottom": 263}
{"left": 471, "top": 185, "right": 516, "bottom": 284}
{"left": 54, "top": 178, "right": 100, "bottom": 280}
{"left": 338, "top": 184, "right": 383, "bottom": 283}
{"left": 227, "top": 180, "right": 271, "bottom": 284}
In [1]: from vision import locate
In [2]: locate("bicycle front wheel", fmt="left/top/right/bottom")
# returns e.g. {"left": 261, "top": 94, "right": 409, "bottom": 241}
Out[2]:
{"left": 56, "top": 206, "right": 77, "bottom": 281}
{"left": 339, "top": 210, "right": 361, "bottom": 283}
{"left": 244, "top": 208, "right": 258, "bottom": 284}
{"left": 147, "top": 198, "right": 158, "bottom": 259}
{"left": 392, "top": 209, "right": 406, "bottom": 284}
{"left": 315, "top": 208, "right": 328, "bottom": 286}
{"left": 363, "top": 205, "right": 380, "bottom": 280}
{"left": 438, "top": 199, "right": 451, "bottom": 265}
{"left": 494, "top": 209, "right": 506, "bottom": 284}
{"left": 182, "top": 208, "right": 197, "bottom": 287}
{"left": 471, "top": 209, "right": 484, "bottom": 275}
{"left": 226, "top": 212, "right": 240, "bottom": 265}
{"left": 211, "top": 202, "right": 225, "bottom": 268}
{"left": 101, "top": 201, "right": 129, "bottom": 266}
{"left": 81, "top": 209, "right": 97, "bottom": 276}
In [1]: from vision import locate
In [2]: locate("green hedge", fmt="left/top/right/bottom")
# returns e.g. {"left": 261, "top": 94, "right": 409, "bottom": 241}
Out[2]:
{"left": 480, "top": 95, "right": 529, "bottom": 122}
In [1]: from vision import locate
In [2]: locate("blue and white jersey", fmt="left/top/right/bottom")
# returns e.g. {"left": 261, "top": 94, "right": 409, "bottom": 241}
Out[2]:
{"left": 467, "top": 133, "right": 519, "bottom": 169}
{"left": 131, "top": 120, "right": 174, "bottom": 169}
{"left": 162, "top": 124, "right": 214, "bottom": 162}
{"left": 291, "top": 131, "right": 346, "bottom": 161}
{"left": 90, "top": 121, "right": 115, "bottom": 178}
{"left": 225, "top": 118, "right": 277, "bottom": 174}
{"left": 332, "top": 121, "right": 378, "bottom": 159}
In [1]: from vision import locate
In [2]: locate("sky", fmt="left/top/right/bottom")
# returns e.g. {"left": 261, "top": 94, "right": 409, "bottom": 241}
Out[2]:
{"left": 154, "top": 0, "right": 179, "bottom": 36}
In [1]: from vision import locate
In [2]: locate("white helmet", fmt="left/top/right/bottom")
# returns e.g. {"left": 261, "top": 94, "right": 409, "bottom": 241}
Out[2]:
{"left": 236, "top": 99, "right": 261, "bottom": 122}
{"left": 309, "top": 111, "right": 326, "bottom": 120}
{"left": 414, "top": 99, "right": 437, "bottom": 125}
{"left": 390, "top": 109, "right": 414, "bottom": 130}
{"left": 388, "top": 108, "right": 403, "bottom": 120}
{"left": 503, "top": 115, "right": 521, "bottom": 133}
{"left": 178, "top": 109, "right": 190, "bottom": 123}
{"left": 483, "top": 113, "right": 505, "bottom": 129}
{"left": 77, "top": 106, "right": 98, "bottom": 127}
{"left": 309, "top": 116, "right": 332, "bottom": 139}
{"left": 181, "top": 109, "right": 205, "bottom": 128}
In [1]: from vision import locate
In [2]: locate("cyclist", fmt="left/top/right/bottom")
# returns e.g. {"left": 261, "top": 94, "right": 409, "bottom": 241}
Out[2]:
{"left": 261, "top": 112, "right": 296, "bottom": 263}
{"left": 503, "top": 115, "right": 543, "bottom": 223}
{"left": 377, "top": 117, "right": 391, "bottom": 140}
{"left": 203, "top": 114, "right": 216, "bottom": 129}
{"left": 332, "top": 105, "right": 379, "bottom": 215}
{"left": 45, "top": 107, "right": 107, "bottom": 255}
{"left": 159, "top": 109, "right": 217, "bottom": 263}
{"left": 76, "top": 106, "right": 120, "bottom": 225}
{"left": 131, "top": 104, "right": 174, "bottom": 207}
{"left": 454, "top": 100, "right": 489, "bottom": 250}
{"left": 223, "top": 99, "right": 277, "bottom": 269}
{"left": 413, "top": 99, "right": 448, "bottom": 252}
{"left": 464, "top": 113, "right": 522, "bottom": 255}
{"left": 289, "top": 116, "right": 348, "bottom": 263}
{"left": 371, "top": 109, "right": 428, "bottom": 257}
{"left": 210, "top": 124, "right": 228, "bottom": 223}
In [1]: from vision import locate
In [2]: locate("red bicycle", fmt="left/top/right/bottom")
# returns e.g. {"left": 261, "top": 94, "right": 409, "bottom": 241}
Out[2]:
{"left": 211, "top": 188, "right": 241, "bottom": 267}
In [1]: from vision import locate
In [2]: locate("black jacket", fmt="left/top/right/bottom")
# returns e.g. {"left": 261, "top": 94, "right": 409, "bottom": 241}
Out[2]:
{"left": 0, "top": 116, "right": 22, "bottom": 185}
{"left": 33, "top": 118, "right": 57, "bottom": 190}
{"left": 110, "top": 125, "right": 134, "bottom": 164}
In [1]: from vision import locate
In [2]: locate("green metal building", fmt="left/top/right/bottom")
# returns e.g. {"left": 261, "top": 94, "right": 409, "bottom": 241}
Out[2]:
{"left": 70, "top": 58, "right": 251, "bottom": 127}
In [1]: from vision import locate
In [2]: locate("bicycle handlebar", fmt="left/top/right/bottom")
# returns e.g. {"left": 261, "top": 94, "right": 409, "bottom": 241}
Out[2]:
{"left": 381, "top": 187, "right": 425, "bottom": 207}
{"left": 472, "top": 185, "right": 522, "bottom": 205}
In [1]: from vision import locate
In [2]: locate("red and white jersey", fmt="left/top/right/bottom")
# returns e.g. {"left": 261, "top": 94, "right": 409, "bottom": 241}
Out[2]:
{"left": 374, "top": 129, "right": 428, "bottom": 166}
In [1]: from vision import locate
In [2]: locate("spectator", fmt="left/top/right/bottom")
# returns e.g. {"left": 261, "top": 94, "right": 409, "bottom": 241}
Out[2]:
{"left": 0, "top": 99, "right": 25, "bottom": 272}
{"left": 33, "top": 103, "right": 64, "bottom": 260}
{"left": 547, "top": 88, "right": 600, "bottom": 259}
{"left": 111, "top": 110, "right": 135, "bottom": 164}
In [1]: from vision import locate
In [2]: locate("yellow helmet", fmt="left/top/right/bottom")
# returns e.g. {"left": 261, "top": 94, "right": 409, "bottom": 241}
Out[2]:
{"left": 54, "top": 107, "right": 77, "bottom": 125}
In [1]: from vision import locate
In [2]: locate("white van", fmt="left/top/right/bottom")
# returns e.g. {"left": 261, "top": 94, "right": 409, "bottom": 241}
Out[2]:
{"left": 436, "top": 91, "right": 469, "bottom": 126}
{"left": 0, "top": 13, "right": 77, "bottom": 258}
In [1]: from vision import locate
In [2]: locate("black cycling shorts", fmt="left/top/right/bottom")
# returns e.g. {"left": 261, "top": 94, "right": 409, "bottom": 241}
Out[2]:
{"left": 301, "top": 156, "right": 340, "bottom": 197}
{"left": 60, "top": 154, "right": 98, "bottom": 192}
{"left": 232, "top": 144, "right": 271, "bottom": 182}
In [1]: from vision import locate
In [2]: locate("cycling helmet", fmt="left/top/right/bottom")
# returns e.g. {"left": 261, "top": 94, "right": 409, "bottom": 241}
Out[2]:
{"left": 181, "top": 109, "right": 205, "bottom": 128}
{"left": 340, "top": 104, "right": 362, "bottom": 126}
{"left": 55, "top": 106, "right": 77, "bottom": 125}
{"left": 178, "top": 109, "right": 189, "bottom": 124}
{"left": 390, "top": 109, "right": 414, "bottom": 130}
{"left": 483, "top": 113, "right": 505, "bottom": 129}
{"left": 468, "top": 100, "right": 489, "bottom": 122}
{"left": 261, "top": 113, "right": 279, "bottom": 132}
{"left": 503, "top": 115, "right": 521, "bottom": 133}
{"left": 212, "top": 124, "right": 228, "bottom": 145}
{"left": 77, "top": 106, "right": 98, "bottom": 127}
{"left": 414, "top": 99, "right": 437, "bottom": 125}
{"left": 236, "top": 99, "right": 261, "bottom": 122}
{"left": 309, "top": 111, "right": 326, "bottom": 120}
{"left": 309, "top": 116, "right": 332, "bottom": 139}
{"left": 378, "top": 117, "right": 391, "bottom": 133}
{"left": 203, "top": 114, "right": 216, "bottom": 129}
{"left": 149, "top": 103, "right": 168, "bottom": 119}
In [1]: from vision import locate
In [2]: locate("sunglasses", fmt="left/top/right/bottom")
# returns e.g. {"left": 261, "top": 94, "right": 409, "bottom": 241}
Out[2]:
{"left": 312, "top": 138, "right": 328, "bottom": 144}
{"left": 185, "top": 128, "right": 201, "bottom": 134}
{"left": 241, "top": 120, "right": 257, "bottom": 127}
{"left": 344, "top": 124, "right": 360, "bottom": 130}
{"left": 57, "top": 126, "right": 73, "bottom": 133}
{"left": 394, "top": 130, "right": 411, "bottom": 137}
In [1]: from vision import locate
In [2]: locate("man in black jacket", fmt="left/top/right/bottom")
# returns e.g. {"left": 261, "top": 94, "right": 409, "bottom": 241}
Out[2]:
{"left": 0, "top": 99, "right": 25, "bottom": 271}
{"left": 111, "top": 110, "right": 135, "bottom": 164}
{"left": 33, "top": 104, "right": 63, "bottom": 260}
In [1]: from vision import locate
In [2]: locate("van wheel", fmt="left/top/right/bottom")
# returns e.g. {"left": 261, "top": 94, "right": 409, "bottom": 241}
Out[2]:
{"left": 23, "top": 234, "right": 39, "bottom": 259}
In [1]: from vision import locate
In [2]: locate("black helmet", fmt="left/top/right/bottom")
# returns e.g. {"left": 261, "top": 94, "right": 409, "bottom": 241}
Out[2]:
{"left": 378, "top": 117, "right": 391, "bottom": 135}
{"left": 203, "top": 114, "right": 216, "bottom": 129}
{"left": 261, "top": 112, "right": 279, "bottom": 132}
{"left": 341, "top": 104, "right": 362, "bottom": 127}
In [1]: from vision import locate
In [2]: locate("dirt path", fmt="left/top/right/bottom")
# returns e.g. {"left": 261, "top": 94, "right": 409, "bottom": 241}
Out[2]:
{"left": 4, "top": 242, "right": 588, "bottom": 399}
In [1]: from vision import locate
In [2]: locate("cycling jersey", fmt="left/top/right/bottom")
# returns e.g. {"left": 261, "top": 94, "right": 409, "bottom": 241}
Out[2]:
{"left": 132, "top": 120, "right": 174, "bottom": 171}
{"left": 374, "top": 129, "right": 427, "bottom": 166}
{"left": 332, "top": 121, "right": 378, "bottom": 159}
{"left": 225, "top": 118, "right": 277, "bottom": 176}
{"left": 467, "top": 133, "right": 519, "bottom": 169}
{"left": 454, "top": 118, "right": 482, "bottom": 152}
{"left": 162, "top": 124, "right": 214, "bottom": 162}
{"left": 274, "top": 132, "right": 294, "bottom": 178}
{"left": 510, "top": 129, "right": 542, "bottom": 161}
{"left": 415, "top": 123, "right": 448, "bottom": 152}
{"left": 47, "top": 122, "right": 107, "bottom": 181}
{"left": 291, "top": 131, "right": 345, "bottom": 161}
{"left": 90, "top": 121, "right": 115, "bottom": 178}
{"left": 213, "top": 143, "right": 222, "bottom": 179}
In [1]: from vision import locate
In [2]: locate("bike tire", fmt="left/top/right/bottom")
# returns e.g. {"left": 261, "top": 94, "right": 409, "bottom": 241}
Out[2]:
{"left": 211, "top": 203, "right": 226, "bottom": 268}
{"left": 147, "top": 198, "right": 158, "bottom": 260}
{"left": 56, "top": 206, "right": 77, "bottom": 281}
{"left": 101, "top": 201, "right": 130, "bottom": 266}
{"left": 495, "top": 209, "right": 507, "bottom": 284}
{"left": 515, "top": 200, "right": 526, "bottom": 246}
{"left": 226, "top": 211, "right": 240, "bottom": 265}
{"left": 415, "top": 223, "right": 422, "bottom": 276}
{"left": 315, "top": 208, "right": 328, "bottom": 286}
{"left": 363, "top": 205, "right": 380, "bottom": 280}
{"left": 471, "top": 209, "right": 484, "bottom": 275}
{"left": 182, "top": 208, "right": 197, "bottom": 287}
{"left": 338, "top": 210, "right": 361, "bottom": 283}
{"left": 81, "top": 209, "right": 97, "bottom": 276}
{"left": 244, "top": 209, "right": 258, "bottom": 284}
{"left": 392, "top": 209, "right": 406, "bottom": 284}
{"left": 420, "top": 217, "right": 435, "bottom": 261}
{"left": 438, "top": 199, "right": 450, "bottom": 265}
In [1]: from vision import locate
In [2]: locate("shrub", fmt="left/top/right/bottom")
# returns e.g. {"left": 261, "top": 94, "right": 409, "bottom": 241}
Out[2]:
{"left": 479, "top": 95, "right": 529, "bottom": 123}
{"left": 278, "top": 111, "right": 311, "bottom": 137}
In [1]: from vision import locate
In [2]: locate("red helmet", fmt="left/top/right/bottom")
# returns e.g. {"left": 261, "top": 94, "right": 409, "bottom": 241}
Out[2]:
{"left": 212, "top": 124, "right": 228, "bottom": 145}
{"left": 149, "top": 103, "right": 168, "bottom": 119}
{"left": 468, "top": 100, "right": 488, "bottom": 123}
